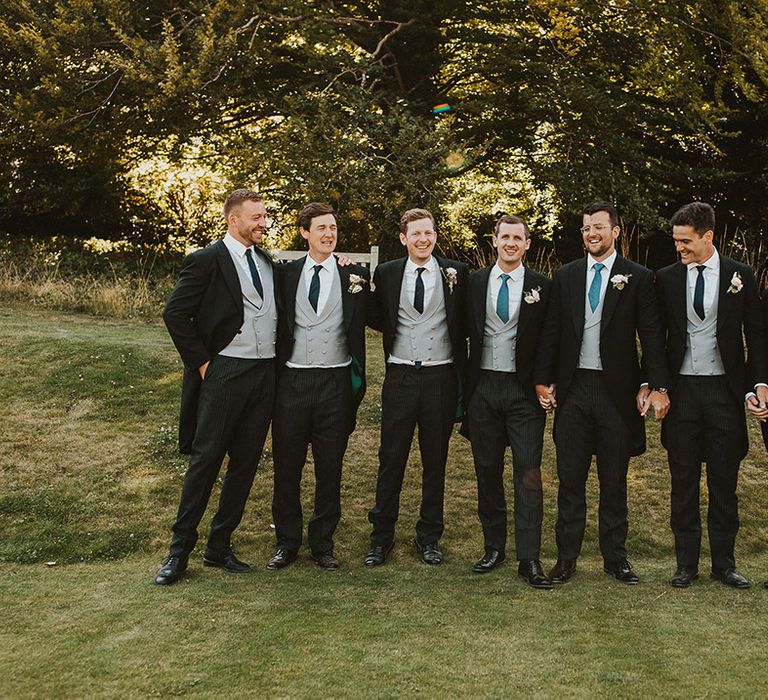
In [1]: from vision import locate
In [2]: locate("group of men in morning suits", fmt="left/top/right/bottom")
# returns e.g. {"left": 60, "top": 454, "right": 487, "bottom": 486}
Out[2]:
{"left": 156, "top": 190, "right": 768, "bottom": 591}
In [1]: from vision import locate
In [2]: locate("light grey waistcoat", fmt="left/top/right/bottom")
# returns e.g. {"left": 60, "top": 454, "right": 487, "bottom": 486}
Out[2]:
{"left": 391, "top": 273, "right": 452, "bottom": 363}
{"left": 288, "top": 266, "right": 350, "bottom": 367}
{"left": 680, "top": 280, "right": 725, "bottom": 376}
{"left": 480, "top": 288, "right": 518, "bottom": 372}
{"left": 220, "top": 258, "right": 277, "bottom": 359}
{"left": 578, "top": 288, "right": 605, "bottom": 370}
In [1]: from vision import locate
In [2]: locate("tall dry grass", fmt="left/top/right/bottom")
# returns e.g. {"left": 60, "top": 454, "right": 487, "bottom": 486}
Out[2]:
{"left": 0, "top": 241, "right": 175, "bottom": 318}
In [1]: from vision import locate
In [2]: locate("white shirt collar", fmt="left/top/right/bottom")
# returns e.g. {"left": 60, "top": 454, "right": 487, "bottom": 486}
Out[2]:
{"left": 687, "top": 249, "right": 719, "bottom": 272}
{"left": 405, "top": 255, "right": 437, "bottom": 275}
{"left": 304, "top": 253, "right": 336, "bottom": 274}
{"left": 492, "top": 262, "right": 525, "bottom": 283}
{"left": 223, "top": 232, "right": 251, "bottom": 258}
{"left": 587, "top": 249, "right": 617, "bottom": 272}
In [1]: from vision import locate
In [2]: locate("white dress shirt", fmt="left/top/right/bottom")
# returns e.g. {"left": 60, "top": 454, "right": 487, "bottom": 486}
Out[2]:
{"left": 303, "top": 253, "right": 336, "bottom": 315}
{"left": 585, "top": 249, "right": 617, "bottom": 310}
{"left": 489, "top": 262, "right": 525, "bottom": 320}
{"left": 403, "top": 255, "right": 439, "bottom": 308}
{"left": 223, "top": 232, "right": 263, "bottom": 307}
{"left": 687, "top": 249, "right": 719, "bottom": 316}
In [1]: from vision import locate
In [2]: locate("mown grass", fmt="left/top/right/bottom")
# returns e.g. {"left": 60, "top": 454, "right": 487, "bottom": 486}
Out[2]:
{"left": 2, "top": 303, "right": 768, "bottom": 698}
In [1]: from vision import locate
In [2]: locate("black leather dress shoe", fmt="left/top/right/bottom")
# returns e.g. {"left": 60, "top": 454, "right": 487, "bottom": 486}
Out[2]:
{"left": 266, "top": 548, "right": 298, "bottom": 570}
{"left": 154, "top": 556, "right": 187, "bottom": 586}
{"left": 472, "top": 549, "right": 506, "bottom": 573}
{"left": 414, "top": 539, "right": 443, "bottom": 565}
{"left": 604, "top": 559, "right": 640, "bottom": 584}
{"left": 549, "top": 558, "right": 576, "bottom": 584}
{"left": 518, "top": 559, "right": 553, "bottom": 589}
{"left": 711, "top": 567, "right": 750, "bottom": 589}
{"left": 203, "top": 549, "right": 251, "bottom": 573}
{"left": 669, "top": 567, "right": 699, "bottom": 588}
{"left": 311, "top": 552, "right": 340, "bottom": 570}
{"left": 363, "top": 543, "right": 394, "bottom": 567}
{"left": 764, "top": 580, "right": 768, "bottom": 589}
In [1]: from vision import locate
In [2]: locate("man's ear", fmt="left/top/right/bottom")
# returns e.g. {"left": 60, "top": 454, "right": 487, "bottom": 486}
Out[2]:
{"left": 300, "top": 227, "right": 310, "bottom": 241}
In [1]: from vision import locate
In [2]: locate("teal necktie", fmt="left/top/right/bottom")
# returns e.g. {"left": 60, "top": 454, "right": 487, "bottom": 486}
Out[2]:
{"left": 588, "top": 262, "right": 605, "bottom": 312}
{"left": 497, "top": 273, "right": 510, "bottom": 323}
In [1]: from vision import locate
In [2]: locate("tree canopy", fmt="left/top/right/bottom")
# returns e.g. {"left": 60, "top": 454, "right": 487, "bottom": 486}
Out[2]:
{"left": 2, "top": 1, "right": 767, "bottom": 264}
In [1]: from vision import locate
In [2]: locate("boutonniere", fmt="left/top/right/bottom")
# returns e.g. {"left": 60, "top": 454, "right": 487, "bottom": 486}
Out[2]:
{"left": 727, "top": 272, "right": 743, "bottom": 294}
{"left": 442, "top": 267, "right": 458, "bottom": 292}
{"left": 347, "top": 274, "right": 367, "bottom": 294}
{"left": 610, "top": 273, "right": 632, "bottom": 290}
{"left": 523, "top": 286, "right": 542, "bottom": 304}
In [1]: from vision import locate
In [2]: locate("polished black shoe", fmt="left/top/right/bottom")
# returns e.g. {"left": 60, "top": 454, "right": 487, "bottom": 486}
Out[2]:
{"left": 363, "top": 542, "right": 394, "bottom": 567}
{"left": 549, "top": 558, "right": 577, "bottom": 584}
{"left": 669, "top": 567, "right": 699, "bottom": 588}
{"left": 414, "top": 539, "right": 443, "bottom": 565}
{"left": 518, "top": 559, "right": 553, "bottom": 589}
{"left": 203, "top": 549, "right": 251, "bottom": 573}
{"left": 266, "top": 548, "right": 298, "bottom": 570}
{"left": 711, "top": 567, "right": 750, "bottom": 589}
{"left": 154, "top": 556, "right": 187, "bottom": 586}
{"left": 472, "top": 549, "right": 506, "bottom": 573}
{"left": 311, "top": 551, "right": 340, "bottom": 570}
{"left": 764, "top": 580, "right": 768, "bottom": 589}
{"left": 604, "top": 559, "right": 640, "bottom": 585}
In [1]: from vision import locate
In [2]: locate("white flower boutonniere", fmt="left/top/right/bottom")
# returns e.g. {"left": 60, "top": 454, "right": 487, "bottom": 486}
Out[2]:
{"left": 523, "top": 286, "right": 542, "bottom": 304}
{"left": 347, "top": 274, "right": 367, "bottom": 294}
{"left": 442, "top": 267, "right": 458, "bottom": 292}
{"left": 610, "top": 273, "right": 632, "bottom": 290}
{"left": 727, "top": 272, "right": 743, "bottom": 294}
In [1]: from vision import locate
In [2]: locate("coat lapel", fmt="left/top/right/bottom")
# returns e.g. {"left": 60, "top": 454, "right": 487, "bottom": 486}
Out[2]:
{"left": 570, "top": 257, "right": 587, "bottom": 340}
{"left": 518, "top": 267, "right": 537, "bottom": 337}
{"left": 337, "top": 260, "right": 354, "bottom": 331}
{"left": 473, "top": 267, "right": 492, "bottom": 337}
{"left": 671, "top": 262, "right": 688, "bottom": 335}
{"left": 388, "top": 257, "right": 407, "bottom": 331}
{"left": 216, "top": 240, "right": 242, "bottom": 308}
{"left": 600, "top": 255, "right": 625, "bottom": 336}
{"left": 435, "top": 255, "right": 455, "bottom": 323}
{"left": 284, "top": 256, "right": 305, "bottom": 334}
{"left": 717, "top": 255, "right": 735, "bottom": 334}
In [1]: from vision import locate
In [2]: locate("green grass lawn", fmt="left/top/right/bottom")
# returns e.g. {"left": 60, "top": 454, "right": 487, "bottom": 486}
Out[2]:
{"left": 1, "top": 304, "right": 768, "bottom": 698}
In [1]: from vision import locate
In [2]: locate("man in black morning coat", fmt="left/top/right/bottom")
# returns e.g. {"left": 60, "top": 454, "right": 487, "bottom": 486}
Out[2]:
{"left": 534, "top": 201, "right": 669, "bottom": 586}
{"left": 267, "top": 202, "right": 369, "bottom": 571}
{"left": 654, "top": 201, "right": 768, "bottom": 589}
{"left": 155, "top": 189, "right": 278, "bottom": 585}
{"left": 461, "top": 214, "right": 553, "bottom": 588}
{"left": 363, "top": 207, "right": 468, "bottom": 566}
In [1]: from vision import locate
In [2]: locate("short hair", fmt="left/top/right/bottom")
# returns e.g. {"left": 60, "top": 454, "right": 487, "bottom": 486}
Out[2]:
{"left": 493, "top": 214, "right": 531, "bottom": 239}
{"left": 399, "top": 208, "right": 435, "bottom": 235}
{"left": 583, "top": 201, "right": 619, "bottom": 228}
{"left": 298, "top": 202, "right": 335, "bottom": 231}
{"left": 670, "top": 201, "right": 715, "bottom": 235}
{"left": 223, "top": 189, "right": 262, "bottom": 219}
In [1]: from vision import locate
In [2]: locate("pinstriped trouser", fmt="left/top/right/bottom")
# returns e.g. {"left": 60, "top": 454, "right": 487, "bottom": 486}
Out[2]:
{"left": 467, "top": 370, "right": 546, "bottom": 560}
{"left": 553, "top": 369, "right": 632, "bottom": 565}
{"left": 664, "top": 375, "right": 742, "bottom": 571}
{"left": 272, "top": 366, "right": 352, "bottom": 554}
{"left": 170, "top": 355, "right": 275, "bottom": 559}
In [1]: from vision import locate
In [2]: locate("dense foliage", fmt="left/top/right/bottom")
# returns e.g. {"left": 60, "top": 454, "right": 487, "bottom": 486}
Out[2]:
{"left": 1, "top": 1, "right": 767, "bottom": 265}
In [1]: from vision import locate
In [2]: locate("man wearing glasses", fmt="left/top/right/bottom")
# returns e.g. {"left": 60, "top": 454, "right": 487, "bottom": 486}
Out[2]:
{"left": 535, "top": 201, "right": 669, "bottom": 585}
